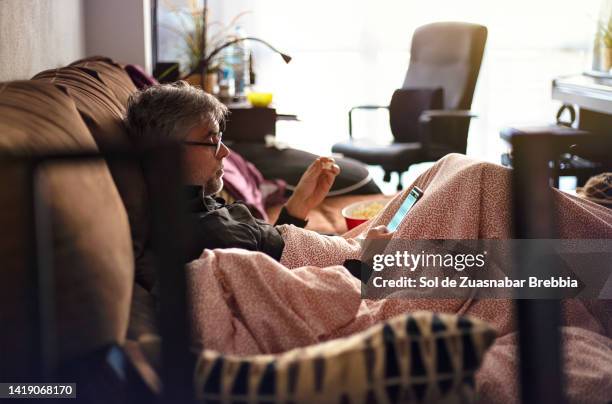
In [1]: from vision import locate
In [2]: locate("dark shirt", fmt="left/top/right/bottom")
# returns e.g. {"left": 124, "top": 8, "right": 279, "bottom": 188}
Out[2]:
{"left": 184, "top": 186, "right": 307, "bottom": 262}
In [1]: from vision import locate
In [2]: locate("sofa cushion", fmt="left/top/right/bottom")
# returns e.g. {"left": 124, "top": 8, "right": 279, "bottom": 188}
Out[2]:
{"left": 33, "top": 67, "right": 155, "bottom": 290}
{"left": 222, "top": 148, "right": 276, "bottom": 221}
{"left": 70, "top": 56, "right": 138, "bottom": 108}
{"left": 33, "top": 66, "right": 129, "bottom": 147}
{"left": 0, "top": 81, "right": 134, "bottom": 376}
{"left": 229, "top": 143, "right": 382, "bottom": 196}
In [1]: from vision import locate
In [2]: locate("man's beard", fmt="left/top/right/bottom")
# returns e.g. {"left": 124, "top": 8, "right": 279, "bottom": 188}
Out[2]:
{"left": 203, "top": 176, "right": 223, "bottom": 196}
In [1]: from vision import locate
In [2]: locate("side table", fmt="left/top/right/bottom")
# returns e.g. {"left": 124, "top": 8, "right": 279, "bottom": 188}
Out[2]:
{"left": 223, "top": 101, "right": 298, "bottom": 143}
{"left": 500, "top": 125, "right": 605, "bottom": 187}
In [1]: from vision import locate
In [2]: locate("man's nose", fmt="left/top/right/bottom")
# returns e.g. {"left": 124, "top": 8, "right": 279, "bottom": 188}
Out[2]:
{"left": 218, "top": 142, "right": 231, "bottom": 159}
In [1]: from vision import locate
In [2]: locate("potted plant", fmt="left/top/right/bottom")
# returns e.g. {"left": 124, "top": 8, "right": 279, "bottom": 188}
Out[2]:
{"left": 598, "top": 14, "right": 612, "bottom": 71}
{"left": 159, "top": 0, "right": 250, "bottom": 89}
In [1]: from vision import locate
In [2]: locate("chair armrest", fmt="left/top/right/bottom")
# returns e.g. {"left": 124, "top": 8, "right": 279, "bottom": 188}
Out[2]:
{"left": 348, "top": 105, "right": 389, "bottom": 138}
{"left": 419, "top": 109, "right": 478, "bottom": 123}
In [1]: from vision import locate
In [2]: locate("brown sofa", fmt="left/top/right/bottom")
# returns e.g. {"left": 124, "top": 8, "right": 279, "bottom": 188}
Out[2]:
{"left": 0, "top": 56, "right": 387, "bottom": 385}
{"left": 0, "top": 79, "right": 134, "bottom": 381}
{"left": 0, "top": 59, "right": 166, "bottom": 397}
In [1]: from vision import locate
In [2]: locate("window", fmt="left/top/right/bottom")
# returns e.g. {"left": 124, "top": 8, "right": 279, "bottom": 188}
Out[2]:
{"left": 158, "top": 0, "right": 604, "bottom": 170}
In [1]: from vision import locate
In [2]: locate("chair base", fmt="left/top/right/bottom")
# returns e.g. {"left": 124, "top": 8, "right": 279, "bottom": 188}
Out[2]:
{"left": 383, "top": 169, "right": 406, "bottom": 191}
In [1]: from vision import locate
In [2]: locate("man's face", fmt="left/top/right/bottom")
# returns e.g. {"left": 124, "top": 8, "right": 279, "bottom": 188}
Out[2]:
{"left": 181, "top": 120, "right": 230, "bottom": 195}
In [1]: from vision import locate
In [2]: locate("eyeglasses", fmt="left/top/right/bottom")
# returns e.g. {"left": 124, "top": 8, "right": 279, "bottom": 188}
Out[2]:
{"left": 182, "top": 132, "right": 224, "bottom": 157}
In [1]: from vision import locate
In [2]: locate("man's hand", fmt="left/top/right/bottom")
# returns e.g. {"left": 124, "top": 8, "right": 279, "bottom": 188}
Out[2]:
{"left": 361, "top": 225, "right": 395, "bottom": 261}
{"left": 364, "top": 225, "right": 394, "bottom": 240}
{"left": 285, "top": 157, "right": 341, "bottom": 220}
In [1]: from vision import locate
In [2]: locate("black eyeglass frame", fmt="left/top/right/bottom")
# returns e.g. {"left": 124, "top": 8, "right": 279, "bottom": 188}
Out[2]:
{"left": 182, "top": 132, "right": 224, "bottom": 156}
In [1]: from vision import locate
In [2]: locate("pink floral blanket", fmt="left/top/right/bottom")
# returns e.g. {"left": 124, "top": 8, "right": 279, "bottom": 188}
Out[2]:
{"left": 187, "top": 154, "right": 612, "bottom": 402}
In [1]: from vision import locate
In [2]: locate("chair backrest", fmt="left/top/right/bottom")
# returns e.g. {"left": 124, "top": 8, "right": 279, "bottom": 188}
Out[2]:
{"left": 389, "top": 88, "right": 443, "bottom": 143}
{"left": 402, "top": 22, "right": 487, "bottom": 110}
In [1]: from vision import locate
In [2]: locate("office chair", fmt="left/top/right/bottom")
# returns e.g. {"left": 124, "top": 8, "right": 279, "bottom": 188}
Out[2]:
{"left": 332, "top": 22, "right": 488, "bottom": 190}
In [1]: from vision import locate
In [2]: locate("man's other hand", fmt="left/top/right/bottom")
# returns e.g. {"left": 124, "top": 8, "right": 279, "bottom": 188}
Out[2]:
{"left": 364, "top": 225, "right": 394, "bottom": 240}
{"left": 285, "top": 157, "right": 341, "bottom": 220}
{"left": 361, "top": 225, "right": 395, "bottom": 262}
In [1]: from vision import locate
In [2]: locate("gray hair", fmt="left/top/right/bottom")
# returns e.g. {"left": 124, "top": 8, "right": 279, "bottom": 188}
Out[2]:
{"left": 124, "top": 81, "right": 228, "bottom": 145}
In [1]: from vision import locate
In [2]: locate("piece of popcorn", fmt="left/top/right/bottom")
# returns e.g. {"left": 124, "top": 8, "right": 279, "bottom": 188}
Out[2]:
{"left": 351, "top": 202, "right": 385, "bottom": 219}
{"left": 322, "top": 161, "right": 333, "bottom": 170}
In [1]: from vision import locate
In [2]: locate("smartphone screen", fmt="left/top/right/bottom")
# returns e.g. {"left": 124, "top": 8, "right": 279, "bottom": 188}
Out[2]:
{"left": 387, "top": 186, "right": 423, "bottom": 232}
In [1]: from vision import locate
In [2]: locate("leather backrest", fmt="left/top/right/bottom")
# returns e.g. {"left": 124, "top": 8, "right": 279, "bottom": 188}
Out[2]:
{"left": 389, "top": 88, "right": 443, "bottom": 142}
{"left": 0, "top": 81, "right": 134, "bottom": 377}
{"left": 402, "top": 22, "right": 487, "bottom": 110}
{"left": 32, "top": 67, "right": 156, "bottom": 290}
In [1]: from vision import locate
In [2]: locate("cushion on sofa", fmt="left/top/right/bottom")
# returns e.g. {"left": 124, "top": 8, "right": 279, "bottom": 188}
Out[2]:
{"left": 228, "top": 142, "right": 382, "bottom": 196}
{"left": 191, "top": 311, "right": 495, "bottom": 403}
{"left": 222, "top": 148, "right": 289, "bottom": 221}
{"left": 33, "top": 67, "right": 155, "bottom": 290}
{"left": 0, "top": 81, "right": 134, "bottom": 377}
{"left": 70, "top": 56, "right": 138, "bottom": 108}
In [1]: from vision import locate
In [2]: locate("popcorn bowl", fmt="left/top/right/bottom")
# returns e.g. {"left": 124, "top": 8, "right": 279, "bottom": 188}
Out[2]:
{"left": 341, "top": 199, "right": 387, "bottom": 230}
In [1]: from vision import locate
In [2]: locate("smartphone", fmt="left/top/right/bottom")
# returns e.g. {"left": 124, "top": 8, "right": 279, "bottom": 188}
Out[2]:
{"left": 387, "top": 186, "right": 424, "bottom": 232}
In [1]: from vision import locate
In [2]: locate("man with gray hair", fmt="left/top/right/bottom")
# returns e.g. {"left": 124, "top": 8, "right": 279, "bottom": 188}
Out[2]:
{"left": 125, "top": 81, "right": 342, "bottom": 262}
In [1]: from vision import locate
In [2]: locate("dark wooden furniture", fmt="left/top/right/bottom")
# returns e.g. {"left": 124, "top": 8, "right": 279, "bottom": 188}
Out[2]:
{"left": 500, "top": 125, "right": 604, "bottom": 187}
{"left": 505, "top": 73, "right": 612, "bottom": 404}
{"left": 223, "top": 101, "right": 298, "bottom": 142}
{"left": 552, "top": 74, "right": 611, "bottom": 153}
{"left": 502, "top": 73, "right": 612, "bottom": 187}
{"left": 551, "top": 73, "right": 612, "bottom": 141}
{"left": 509, "top": 127, "right": 612, "bottom": 404}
